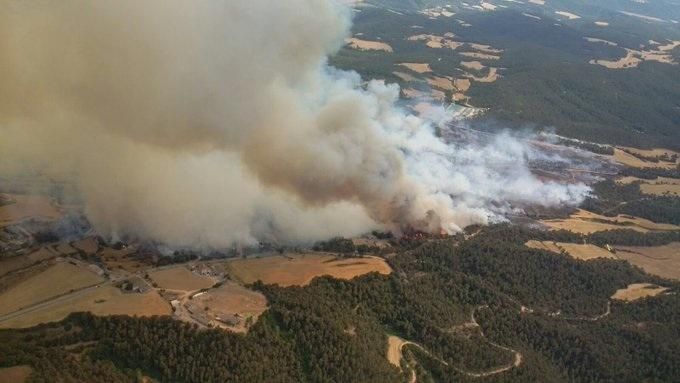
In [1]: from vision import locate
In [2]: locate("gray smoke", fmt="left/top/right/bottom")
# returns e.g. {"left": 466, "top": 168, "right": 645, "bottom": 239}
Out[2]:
{"left": 0, "top": 0, "right": 588, "bottom": 248}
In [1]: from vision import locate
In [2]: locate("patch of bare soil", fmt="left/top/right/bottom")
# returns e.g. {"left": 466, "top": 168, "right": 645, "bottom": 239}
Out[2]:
{"left": 525, "top": 240, "right": 616, "bottom": 260}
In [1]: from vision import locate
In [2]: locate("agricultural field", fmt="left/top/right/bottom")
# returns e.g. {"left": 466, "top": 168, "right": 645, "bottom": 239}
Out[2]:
{"left": 525, "top": 240, "right": 615, "bottom": 260}
{"left": 187, "top": 282, "right": 267, "bottom": 333}
{"left": 541, "top": 209, "right": 680, "bottom": 234}
{"left": 149, "top": 266, "right": 214, "bottom": 291}
{"left": 0, "top": 247, "right": 58, "bottom": 277}
{"left": 617, "top": 176, "right": 680, "bottom": 196}
{"left": 613, "top": 242, "right": 680, "bottom": 280}
{"left": 0, "top": 261, "right": 104, "bottom": 316}
{"left": 611, "top": 283, "right": 669, "bottom": 302}
{"left": 225, "top": 253, "right": 392, "bottom": 287}
{"left": 0, "top": 365, "right": 32, "bottom": 383}
{"left": 0, "top": 194, "right": 61, "bottom": 227}
{"left": 0, "top": 285, "right": 170, "bottom": 329}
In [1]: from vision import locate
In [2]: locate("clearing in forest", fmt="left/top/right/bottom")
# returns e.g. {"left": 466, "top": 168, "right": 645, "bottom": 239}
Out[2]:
{"left": 617, "top": 176, "right": 680, "bottom": 196}
{"left": 611, "top": 283, "right": 668, "bottom": 302}
{"left": 226, "top": 253, "right": 391, "bottom": 287}
{"left": 148, "top": 267, "right": 214, "bottom": 291}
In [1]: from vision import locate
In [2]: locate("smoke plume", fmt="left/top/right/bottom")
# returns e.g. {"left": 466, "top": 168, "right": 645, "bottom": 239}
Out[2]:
{"left": 0, "top": 0, "right": 588, "bottom": 248}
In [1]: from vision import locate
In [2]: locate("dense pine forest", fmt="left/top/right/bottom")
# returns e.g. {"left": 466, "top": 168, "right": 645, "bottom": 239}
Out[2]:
{"left": 1, "top": 225, "right": 679, "bottom": 383}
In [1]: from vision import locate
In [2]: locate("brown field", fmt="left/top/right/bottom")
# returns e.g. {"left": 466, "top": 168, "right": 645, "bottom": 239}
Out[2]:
{"left": 346, "top": 38, "right": 393, "bottom": 52}
{"left": 72, "top": 237, "right": 99, "bottom": 255}
{"left": 465, "top": 67, "right": 499, "bottom": 83}
{"left": 387, "top": 335, "right": 407, "bottom": 368}
{"left": 454, "top": 78, "right": 471, "bottom": 92}
{"left": 526, "top": 240, "right": 615, "bottom": 260}
{"left": 0, "top": 365, "right": 32, "bottom": 383}
{"left": 402, "top": 88, "right": 427, "bottom": 99}
{"left": 611, "top": 283, "right": 669, "bottom": 302}
{"left": 226, "top": 253, "right": 392, "bottom": 287}
{"left": 0, "top": 247, "right": 57, "bottom": 277}
{"left": 0, "top": 262, "right": 105, "bottom": 315}
{"left": 398, "top": 63, "right": 432, "bottom": 73}
{"left": 0, "top": 285, "right": 171, "bottom": 329}
{"left": 408, "top": 34, "right": 462, "bottom": 50}
{"left": 614, "top": 243, "right": 680, "bottom": 280}
{"left": 191, "top": 282, "right": 267, "bottom": 332}
{"left": 541, "top": 209, "right": 680, "bottom": 234}
{"left": 149, "top": 267, "right": 214, "bottom": 291}
{"left": 427, "top": 76, "right": 456, "bottom": 91}
{"left": 0, "top": 194, "right": 61, "bottom": 227}
{"left": 461, "top": 61, "right": 485, "bottom": 70}
{"left": 100, "top": 246, "right": 149, "bottom": 272}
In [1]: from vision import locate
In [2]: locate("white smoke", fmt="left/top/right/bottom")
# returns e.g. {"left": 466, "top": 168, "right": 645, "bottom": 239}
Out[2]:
{"left": 0, "top": 0, "right": 588, "bottom": 248}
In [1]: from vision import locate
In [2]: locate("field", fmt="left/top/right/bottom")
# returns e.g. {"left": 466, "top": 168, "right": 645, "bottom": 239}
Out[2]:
{"left": 610, "top": 149, "right": 678, "bottom": 169}
{"left": 0, "top": 194, "right": 61, "bottom": 227}
{"left": 617, "top": 176, "right": 680, "bottom": 196}
{"left": 0, "top": 365, "right": 32, "bottom": 383}
{"left": 386, "top": 335, "right": 407, "bottom": 368}
{"left": 72, "top": 237, "right": 99, "bottom": 255}
{"left": 0, "top": 247, "right": 58, "bottom": 277}
{"left": 613, "top": 243, "right": 680, "bottom": 280}
{"left": 346, "top": 37, "right": 393, "bottom": 52}
{"left": 0, "top": 285, "right": 171, "bottom": 329}
{"left": 190, "top": 282, "right": 267, "bottom": 333}
{"left": 100, "top": 246, "right": 148, "bottom": 272}
{"left": 541, "top": 209, "right": 680, "bottom": 234}
{"left": 525, "top": 240, "right": 615, "bottom": 260}
{"left": 226, "top": 253, "right": 392, "bottom": 287}
{"left": 611, "top": 283, "right": 668, "bottom": 302}
{"left": 0, "top": 261, "right": 104, "bottom": 315}
{"left": 149, "top": 267, "right": 214, "bottom": 291}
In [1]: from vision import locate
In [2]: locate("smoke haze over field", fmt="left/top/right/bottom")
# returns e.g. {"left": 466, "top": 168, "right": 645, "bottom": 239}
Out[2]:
{"left": 0, "top": 0, "right": 589, "bottom": 248}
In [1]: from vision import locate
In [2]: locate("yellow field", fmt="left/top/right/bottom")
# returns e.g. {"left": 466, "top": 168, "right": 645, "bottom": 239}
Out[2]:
{"left": 398, "top": 63, "right": 432, "bottom": 73}
{"left": 149, "top": 267, "right": 214, "bottom": 291}
{"left": 0, "top": 262, "right": 104, "bottom": 315}
{"left": 346, "top": 38, "right": 393, "bottom": 52}
{"left": 526, "top": 240, "right": 615, "bottom": 260}
{"left": 541, "top": 209, "right": 680, "bottom": 234}
{"left": 226, "top": 253, "right": 392, "bottom": 287}
{"left": 0, "top": 194, "right": 61, "bottom": 227}
{"left": 0, "top": 285, "right": 171, "bottom": 329}
{"left": 0, "top": 365, "right": 32, "bottom": 383}
{"left": 617, "top": 176, "right": 680, "bottom": 196}
{"left": 610, "top": 148, "right": 678, "bottom": 169}
{"left": 614, "top": 243, "right": 680, "bottom": 280}
{"left": 611, "top": 283, "right": 668, "bottom": 302}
